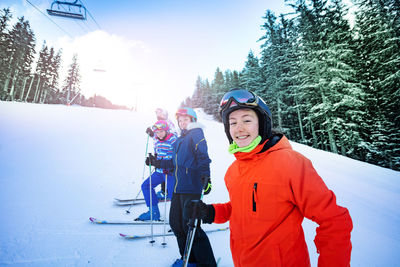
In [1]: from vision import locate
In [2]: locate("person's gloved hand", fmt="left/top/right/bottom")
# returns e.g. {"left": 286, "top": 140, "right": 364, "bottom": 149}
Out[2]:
{"left": 145, "top": 153, "right": 161, "bottom": 168}
{"left": 201, "top": 177, "right": 212, "bottom": 195}
{"left": 146, "top": 127, "right": 154, "bottom": 137}
{"left": 183, "top": 200, "right": 215, "bottom": 224}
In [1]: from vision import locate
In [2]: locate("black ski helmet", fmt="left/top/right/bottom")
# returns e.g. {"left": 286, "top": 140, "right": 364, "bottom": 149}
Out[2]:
{"left": 219, "top": 88, "right": 273, "bottom": 143}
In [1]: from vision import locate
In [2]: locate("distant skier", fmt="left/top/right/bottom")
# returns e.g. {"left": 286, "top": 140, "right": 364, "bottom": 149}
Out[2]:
{"left": 185, "top": 88, "right": 353, "bottom": 267}
{"left": 146, "top": 107, "right": 178, "bottom": 138}
{"left": 136, "top": 120, "right": 177, "bottom": 221}
{"left": 147, "top": 107, "right": 216, "bottom": 267}
{"left": 145, "top": 107, "right": 177, "bottom": 199}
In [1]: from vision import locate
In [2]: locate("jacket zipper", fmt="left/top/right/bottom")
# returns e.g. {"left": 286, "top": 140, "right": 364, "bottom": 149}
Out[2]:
{"left": 252, "top": 182, "right": 258, "bottom": 212}
{"left": 173, "top": 153, "right": 178, "bottom": 193}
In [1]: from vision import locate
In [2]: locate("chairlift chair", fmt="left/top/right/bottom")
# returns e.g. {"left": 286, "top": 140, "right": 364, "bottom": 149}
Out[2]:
{"left": 93, "top": 60, "right": 106, "bottom": 72}
{"left": 47, "top": 0, "right": 87, "bottom": 20}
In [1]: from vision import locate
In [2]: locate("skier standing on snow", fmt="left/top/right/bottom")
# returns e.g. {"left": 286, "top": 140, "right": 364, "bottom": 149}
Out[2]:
{"left": 148, "top": 107, "right": 216, "bottom": 267}
{"left": 145, "top": 107, "right": 178, "bottom": 199}
{"left": 136, "top": 120, "right": 177, "bottom": 221}
{"left": 185, "top": 88, "right": 353, "bottom": 266}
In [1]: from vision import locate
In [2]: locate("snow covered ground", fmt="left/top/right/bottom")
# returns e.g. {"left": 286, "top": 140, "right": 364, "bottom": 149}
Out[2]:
{"left": 0, "top": 101, "right": 399, "bottom": 267}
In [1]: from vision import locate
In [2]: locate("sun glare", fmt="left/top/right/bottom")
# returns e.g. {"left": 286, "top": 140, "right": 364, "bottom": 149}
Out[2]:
{"left": 57, "top": 30, "right": 179, "bottom": 111}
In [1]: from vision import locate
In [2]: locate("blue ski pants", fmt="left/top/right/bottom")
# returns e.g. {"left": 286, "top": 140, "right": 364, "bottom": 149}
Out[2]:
{"left": 141, "top": 172, "right": 175, "bottom": 207}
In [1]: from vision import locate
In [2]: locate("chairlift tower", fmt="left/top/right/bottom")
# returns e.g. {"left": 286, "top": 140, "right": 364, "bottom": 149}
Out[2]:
{"left": 47, "top": 0, "right": 87, "bottom": 20}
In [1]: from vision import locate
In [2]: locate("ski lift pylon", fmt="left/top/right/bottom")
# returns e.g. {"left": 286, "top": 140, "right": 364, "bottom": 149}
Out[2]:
{"left": 47, "top": 0, "right": 87, "bottom": 20}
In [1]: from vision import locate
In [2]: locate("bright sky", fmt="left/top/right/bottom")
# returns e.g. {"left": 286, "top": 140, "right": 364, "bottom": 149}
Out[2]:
{"left": 2, "top": 0, "right": 292, "bottom": 111}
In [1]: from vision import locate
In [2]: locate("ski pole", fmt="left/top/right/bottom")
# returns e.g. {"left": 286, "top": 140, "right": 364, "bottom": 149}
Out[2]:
{"left": 142, "top": 135, "right": 150, "bottom": 181}
{"left": 126, "top": 134, "right": 150, "bottom": 214}
{"left": 182, "top": 212, "right": 198, "bottom": 267}
{"left": 149, "top": 153, "right": 155, "bottom": 244}
{"left": 125, "top": 189, "right": 142, "bottom": 214}
{"left": 182, "top": 179, "right": 208, "bottom": 267}
{"left": 162, "top": 173, "right": 168, "bottom": 246}
{"left": 125, "top": 169, "right": 155, "bottom": 214}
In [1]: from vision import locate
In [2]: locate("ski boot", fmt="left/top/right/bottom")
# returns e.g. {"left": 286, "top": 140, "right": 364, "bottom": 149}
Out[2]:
{"left": 171, "top": 259, "right": 197, "bottom": 267}
{"left": 136, "top": 205, "right": 160, "bottom": 221}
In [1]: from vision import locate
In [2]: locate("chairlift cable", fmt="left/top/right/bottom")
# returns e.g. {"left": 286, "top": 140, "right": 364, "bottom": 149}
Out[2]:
{"left": 75, "top": 19, "right": 92, "bottom": 34}
{"left": 25, "top": 0, "right": 73, "bottom": 38}
{"left": 55, "top": 0, "right": 97, "bottom": 33}
{"left": 78, "top": 0, "right": 101, "bottom": 30}
{"left": 78, "top": 19, "right": 94, "bottom": 33}
{"left": 57, "top": 3, "right": 93, "bottom": 34}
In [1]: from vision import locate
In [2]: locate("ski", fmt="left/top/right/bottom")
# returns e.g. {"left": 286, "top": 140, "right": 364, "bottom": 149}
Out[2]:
{"left": 114, "top": 198, "right": 170, "bottom": 206}
{"left": 114, "top": 199, "right": 146, "bottom": 206}
{"left": 120, "top": 227, "right": 229, "bottom": 240}
{"left": 114, "top": 197, "right": 145, "bottom": 202}
{"left": 89, "top": 217, "right": 167, "bottom": 225}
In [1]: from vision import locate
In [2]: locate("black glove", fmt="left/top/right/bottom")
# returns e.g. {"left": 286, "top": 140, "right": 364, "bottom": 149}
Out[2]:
{"left": 184, "top": 200, "right": 215, "bottom": 224}
{"left": 146, "top": 127, "right": 154, "bottom": 137}
{"left": 201, "top": 177, "right": 212, "bottom": 195}
{"left": 145, "top": 153, "right": 161, "bottom": 168}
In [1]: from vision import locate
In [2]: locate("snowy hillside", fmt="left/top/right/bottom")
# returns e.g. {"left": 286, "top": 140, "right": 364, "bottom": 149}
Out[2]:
{"left": 0, "top": 101, "right": 399, "bottom": 267}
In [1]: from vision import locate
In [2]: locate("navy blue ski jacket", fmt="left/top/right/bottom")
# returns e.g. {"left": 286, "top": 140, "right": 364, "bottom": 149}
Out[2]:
{"left": 160, "top": 122, "right": 211, "bottom": 194}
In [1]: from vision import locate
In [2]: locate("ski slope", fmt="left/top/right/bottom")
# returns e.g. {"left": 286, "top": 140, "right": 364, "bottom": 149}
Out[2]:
{"left": 0, "top": 101, "right": 399, "bottom": 266}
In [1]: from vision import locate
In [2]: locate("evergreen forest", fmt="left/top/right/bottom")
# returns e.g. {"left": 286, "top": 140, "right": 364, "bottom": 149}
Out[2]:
{"left": 185, "top": 0, "right": 400, "bottom": 171}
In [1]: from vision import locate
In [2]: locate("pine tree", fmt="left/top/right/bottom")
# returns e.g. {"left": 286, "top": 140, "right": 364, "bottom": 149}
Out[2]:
{"left": 61, "top": 54, "right": 81, "bottom": 105}
{"left": 320, "top": 0, "right": 369, "bottom": 159}
{"left": 192, "top": 76, "right": 204, "bottom": 108}
{"left": 34, "top": 46, "right": 62, "bottom": 103}
{"left": 210, "top": 68, "right": 227, "bottom": 120}
{"left": 224, "top": 70, "right": 240, "bottom": 89}
{"left": 353, "top": 0, "right": 400, "bottom": 169}
{"left": 240, "top": 50, "right": 264, "bottom": 93}
{"left": 46, "top": 49, "right": 62, "bottom": 104}
{"left": 1, "top": 16, "right": 35, "bottom": 101}
{"left": 190, "top": 69, "right": 242, "bottom": 120}
{"left": 201, "top": 79, "right": 213, "bottom": 114}
{"left": 259, "top": 10, "right": 302, "bottom": 137}
{"left": 31, "top": 42, "right": 49, "bottom": 103}
{"left": 0, "top": 8, "right": 12, "bottom": 98}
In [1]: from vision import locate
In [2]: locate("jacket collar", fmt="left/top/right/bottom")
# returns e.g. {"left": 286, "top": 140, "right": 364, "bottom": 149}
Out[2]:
{"left": 181, "top": 122, "right": 204, "bottom": 136}
{"left": 157, "top": 133, "right": 174, "bottom": 142}
{"left": 234, "top": 134, "right": 290, "bottom": 161}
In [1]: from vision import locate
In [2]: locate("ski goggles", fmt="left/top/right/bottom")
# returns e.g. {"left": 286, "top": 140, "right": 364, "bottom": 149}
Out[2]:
{"left": 152, "top": 122, "right": 168, "bottom": 132}
{"left": 176, "top": 108, "right": 188, "bottom": 116}
{"left": 219, "top": 89, "right": 259, "bottom": 112}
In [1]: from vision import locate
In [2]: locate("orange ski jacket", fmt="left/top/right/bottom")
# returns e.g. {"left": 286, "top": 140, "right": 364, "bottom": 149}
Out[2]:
{"left": 213, "top": 136, "right": 352, "bottom": 267}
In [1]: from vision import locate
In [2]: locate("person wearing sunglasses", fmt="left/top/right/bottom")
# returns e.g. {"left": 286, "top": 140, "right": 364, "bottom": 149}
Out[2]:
{"left": 148, "top": 107, "right": 216, "bottom": 267}
{"left": 185, "top": 88, "right": 353, "bottom": 266}
{"left": 136, "top": 120, "right": 177, "bottom": 221}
